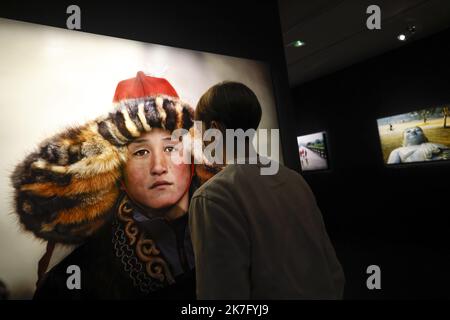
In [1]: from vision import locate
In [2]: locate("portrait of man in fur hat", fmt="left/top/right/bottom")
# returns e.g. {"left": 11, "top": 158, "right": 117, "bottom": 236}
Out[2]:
{"left": 0, "top": 18, "right": 278, "bottom": 299}
{"left": 11, "top": 71, "right": 199, "bottom": 299}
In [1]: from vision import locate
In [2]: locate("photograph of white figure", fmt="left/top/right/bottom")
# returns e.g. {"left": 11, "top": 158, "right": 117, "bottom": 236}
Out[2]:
{"left": 377, "top": 106, "right": 450, "bottom": 165}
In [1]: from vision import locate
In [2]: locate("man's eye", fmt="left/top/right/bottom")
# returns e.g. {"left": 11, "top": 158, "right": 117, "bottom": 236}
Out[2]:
{"left": 164, "top": 146, "right": 176, "bottom": 152}
{"left": 133, "top": 149, "right": 149, "bottom": 156}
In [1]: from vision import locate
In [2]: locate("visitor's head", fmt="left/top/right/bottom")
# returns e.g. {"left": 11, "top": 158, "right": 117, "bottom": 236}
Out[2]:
{"left": 195, "top": 81, "right": 262, "bottom": 162}
{"left": 195, "top": 81, "right": 262, "bottom": 132}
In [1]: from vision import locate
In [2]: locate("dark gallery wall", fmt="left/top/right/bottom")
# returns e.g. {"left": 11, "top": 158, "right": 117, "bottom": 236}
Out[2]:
{"left": 291, "top": 28, "right": 450, "bottom": 299}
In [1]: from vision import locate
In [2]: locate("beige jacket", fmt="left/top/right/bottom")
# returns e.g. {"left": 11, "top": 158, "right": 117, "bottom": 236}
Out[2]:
{"left": 189, "top": 161, "right": 345, "bottom": 299}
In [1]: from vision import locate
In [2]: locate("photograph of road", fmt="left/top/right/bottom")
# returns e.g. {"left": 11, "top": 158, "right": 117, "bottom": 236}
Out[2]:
{"left": 297, "top": 131, "right": 329, "bottom": 171}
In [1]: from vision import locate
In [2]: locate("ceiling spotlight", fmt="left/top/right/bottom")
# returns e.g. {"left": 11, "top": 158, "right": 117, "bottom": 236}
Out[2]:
{"left": 288, "top": 40, "right": 305, "bottom": 48}
{"left": 397, "top": 25, "right": 416, "bottom": 42}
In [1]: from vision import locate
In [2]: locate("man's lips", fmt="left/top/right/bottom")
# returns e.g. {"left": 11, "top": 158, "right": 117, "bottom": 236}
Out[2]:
{"left": 150, "top": 180, "right": 173, "bottom": 189}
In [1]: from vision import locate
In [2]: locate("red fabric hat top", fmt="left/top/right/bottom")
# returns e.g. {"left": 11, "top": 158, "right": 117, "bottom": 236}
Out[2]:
{"left": 113, "top": 71, "right": 179, "bottom": 102}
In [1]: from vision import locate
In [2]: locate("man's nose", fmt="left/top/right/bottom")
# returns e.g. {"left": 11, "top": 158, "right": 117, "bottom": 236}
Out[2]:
{"left": 150, "top": 152, "right": 168, "bottom": 175}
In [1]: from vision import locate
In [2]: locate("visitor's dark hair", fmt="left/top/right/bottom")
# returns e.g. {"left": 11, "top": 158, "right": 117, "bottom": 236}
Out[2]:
{"left": 195, "top": 81, "right": 262, "bottom": 131}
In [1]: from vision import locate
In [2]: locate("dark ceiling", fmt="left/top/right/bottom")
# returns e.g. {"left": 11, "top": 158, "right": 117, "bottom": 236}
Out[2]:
{"left": 278, "top": 0, "right": 450, "bottom": 87}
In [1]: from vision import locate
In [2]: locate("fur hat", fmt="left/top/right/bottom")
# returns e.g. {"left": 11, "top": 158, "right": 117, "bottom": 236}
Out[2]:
{"left": 11, "top": 72, "right": 194, "bottom": 244}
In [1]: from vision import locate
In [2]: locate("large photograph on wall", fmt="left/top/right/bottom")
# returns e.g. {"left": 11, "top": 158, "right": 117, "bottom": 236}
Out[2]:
{"left": 0, "top": 18, "right": 280, "bottom": 299}
{"left": 297, "top": 131, "right": 329, "bottom": 172}
{"left": 377, "top": 106, "right": 450, "bottom": 165}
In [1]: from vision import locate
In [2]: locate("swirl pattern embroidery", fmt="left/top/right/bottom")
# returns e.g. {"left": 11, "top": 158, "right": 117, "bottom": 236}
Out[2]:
{"left": 113, "top": 195, "right": 175, "bottom": 292}
{"left": 136, "top": 234, "right": 175, "bottom": 284}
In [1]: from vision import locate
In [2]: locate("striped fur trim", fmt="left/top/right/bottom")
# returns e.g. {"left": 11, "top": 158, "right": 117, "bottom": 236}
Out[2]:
{"left": 11, "top": 96, "right": 194, "bottom": 244}
{"left": 103, "top": 95, "right": 193, "bottom": 146}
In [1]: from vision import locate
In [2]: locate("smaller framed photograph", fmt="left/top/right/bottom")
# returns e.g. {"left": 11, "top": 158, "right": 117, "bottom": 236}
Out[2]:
{"left": 297, "top": 131, "right": 330, "bottom": 172}
{"left": 376, "top": 106, "right": 450, "bottom": 166}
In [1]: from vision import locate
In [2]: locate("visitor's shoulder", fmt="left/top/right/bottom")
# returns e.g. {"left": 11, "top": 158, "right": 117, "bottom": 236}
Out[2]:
{"left": 192, "top": 165, "right": 241, "bottom": 200}
{"left": 255, "top": 160, "right": 303, "bottom": 181}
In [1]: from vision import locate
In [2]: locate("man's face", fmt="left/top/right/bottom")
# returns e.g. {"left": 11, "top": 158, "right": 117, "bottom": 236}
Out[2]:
{"left": 124, "top": 128, "right": 191, "bottom": 210}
